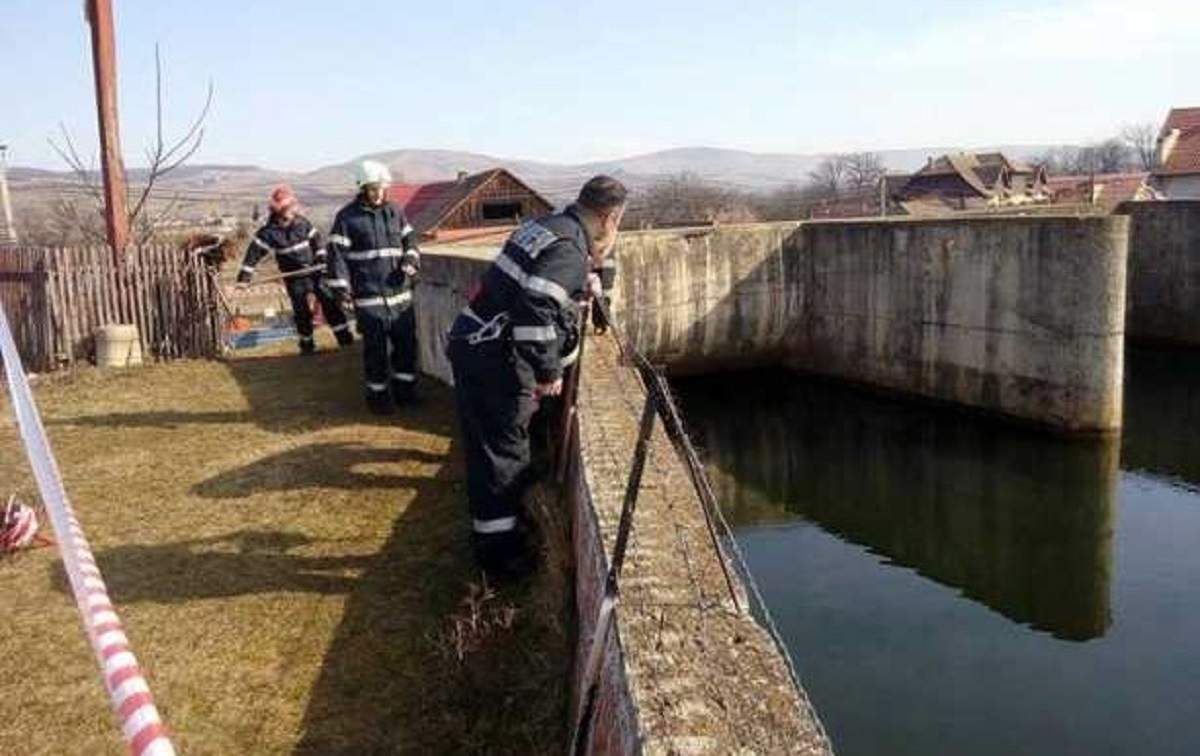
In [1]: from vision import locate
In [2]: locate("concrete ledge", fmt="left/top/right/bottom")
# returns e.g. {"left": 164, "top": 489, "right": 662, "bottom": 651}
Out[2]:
{"left": 1122, "top": 200, "right": 1200, "bottom": 347}
{"left": 574, "top": 336, "right": 830, "bottom": 754}
{"left": 615, "top": 216, "right": 1130, "bottom": 434}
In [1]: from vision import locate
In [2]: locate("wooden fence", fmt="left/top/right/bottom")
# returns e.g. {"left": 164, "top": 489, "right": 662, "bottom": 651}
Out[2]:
{"left": 0, "top": 245, "right": 226, "bottom": 372}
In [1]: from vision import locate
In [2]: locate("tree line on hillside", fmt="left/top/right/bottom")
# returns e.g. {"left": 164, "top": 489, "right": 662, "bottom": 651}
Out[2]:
{"left": 623, "top": 152, "right": 888, "bottom": 228}
{"left": 625, "top": 122, "right": 1160, "bottom": 228}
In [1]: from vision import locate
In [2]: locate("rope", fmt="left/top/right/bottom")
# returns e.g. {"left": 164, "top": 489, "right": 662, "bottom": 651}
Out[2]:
{"left": 0, "top": 306, "right": 176, "bottom": 756}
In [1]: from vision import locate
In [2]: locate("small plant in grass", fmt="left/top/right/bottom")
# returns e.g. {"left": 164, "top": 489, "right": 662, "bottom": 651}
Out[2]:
{"left": 436, "top": 576, "right": 520, "bottom": 664}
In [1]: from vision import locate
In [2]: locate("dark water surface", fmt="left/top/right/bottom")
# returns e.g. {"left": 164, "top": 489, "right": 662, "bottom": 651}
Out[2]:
{"left": 676, "top": 349, "right": 1200, "bottom": 756}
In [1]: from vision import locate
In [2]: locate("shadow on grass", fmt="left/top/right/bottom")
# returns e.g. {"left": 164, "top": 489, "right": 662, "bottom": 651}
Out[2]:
{"left": 291, "top": 454, "right": 573, "bottom": 755}
{"left": 49, "top": 384, "right": 569, "bottom": 753}
{"left": 71, "top": 530, "right": 373, "bottom": 601}
{"left": 48, "top": 348, "right": 431, "bottom": 435}
{"left": 191, "top": 441, "right": 444, "bottom": 498}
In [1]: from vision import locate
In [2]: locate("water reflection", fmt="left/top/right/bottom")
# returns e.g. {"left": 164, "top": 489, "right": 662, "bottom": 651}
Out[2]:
{"left": 680, "top": 373, "right": 1119, "bottom": 641}
{"left": 1123, "top": 347, "right": 1200, "bottom": 488}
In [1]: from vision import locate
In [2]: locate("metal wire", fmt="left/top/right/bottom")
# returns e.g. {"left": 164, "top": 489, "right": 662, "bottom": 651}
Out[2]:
{"left": 586, "top": 294, "right": 834, "bottom": 751}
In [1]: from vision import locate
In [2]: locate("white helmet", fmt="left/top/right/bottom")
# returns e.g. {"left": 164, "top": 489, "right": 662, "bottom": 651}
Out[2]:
{"left": 355, "top": 160, "right": 392, "bottom": 188}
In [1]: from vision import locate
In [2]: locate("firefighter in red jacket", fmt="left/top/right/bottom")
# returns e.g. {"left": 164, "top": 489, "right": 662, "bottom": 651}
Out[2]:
{"left": 236, "top": 186, "right": 352, "bottom": 354}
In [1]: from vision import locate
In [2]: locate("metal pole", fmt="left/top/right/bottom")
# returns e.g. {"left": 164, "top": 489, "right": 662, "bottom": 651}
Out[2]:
{"left": 555, "top": 299, "right": 591, "bottom": 483}
{"left": 569, "top": 392, "right": 657, "bottom": 755}
{"left": 0, "top": 145, "right": 17, "bottom": 245}
{"left": 85, "top": 0, "right": 131, "bottom": 261}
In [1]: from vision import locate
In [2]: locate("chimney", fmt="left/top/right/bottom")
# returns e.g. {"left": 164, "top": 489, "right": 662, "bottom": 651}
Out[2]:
{"left": 0, "top": 145, "right": 17, "bottom": 246}
{"left": 456, "top": 170, "right": 468, "bottom": 182}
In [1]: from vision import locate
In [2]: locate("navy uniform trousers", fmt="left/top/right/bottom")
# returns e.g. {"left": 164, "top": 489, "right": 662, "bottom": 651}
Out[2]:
{"left": 357, "top": 302, "right": 417, "bottom": 396}
{"left": 285, "top": 275, "right": 351, "bottom": 347}
{"left": 447, "top": 337, "right": 538, "bottom": 536}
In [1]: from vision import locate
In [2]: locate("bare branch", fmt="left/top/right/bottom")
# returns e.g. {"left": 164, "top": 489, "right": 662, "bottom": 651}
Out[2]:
{"left": 140, "top": 192, "right": 185, "bottom": 245}
{"left": 128, "top": 60, "right": 213, "bottom": 231}
{"left": 49, "top": 45, "right": 212, "bottom": 245}
{"left": 807, "top": 155, "right": 847, "bottom": 198}
{"left": 1120, "top": 123, "right": 1158, "bottom": 172}
{"left": 159, "top": 80, "right": 213, "bottom": 166}
{"left": 48, "top": 123, "right": 104, "bottom": 204}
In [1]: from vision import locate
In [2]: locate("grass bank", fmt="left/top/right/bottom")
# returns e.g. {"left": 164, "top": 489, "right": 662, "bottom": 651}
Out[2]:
{"left": 0, "top": 338, "right": 571, "bottom": 754}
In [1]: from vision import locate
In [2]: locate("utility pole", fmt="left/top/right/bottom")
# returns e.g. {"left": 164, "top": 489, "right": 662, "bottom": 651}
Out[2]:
{"left": 0, "top": 144, "right": 17, "bottom": 246}
{"left": 85, "top": 0, "right": 130, "bottom": 260}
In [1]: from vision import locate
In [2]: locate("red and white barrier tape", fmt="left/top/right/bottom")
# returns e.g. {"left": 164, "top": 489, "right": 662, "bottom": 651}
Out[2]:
{"left": 0, "top": 307, "right": 176, "bottom": 756}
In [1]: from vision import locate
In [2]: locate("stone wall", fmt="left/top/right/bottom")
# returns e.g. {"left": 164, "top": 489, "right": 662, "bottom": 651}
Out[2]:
{"left": 1123, "top": 201, "right": 1200, "bottom": 347}
{"left": 614, "top": 217, "right": 1130, "bottom": 434}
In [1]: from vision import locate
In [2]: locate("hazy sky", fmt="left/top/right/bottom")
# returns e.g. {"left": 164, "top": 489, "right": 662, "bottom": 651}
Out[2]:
{"left": 2, "top": 0, "right": 1196, "bottom": 170}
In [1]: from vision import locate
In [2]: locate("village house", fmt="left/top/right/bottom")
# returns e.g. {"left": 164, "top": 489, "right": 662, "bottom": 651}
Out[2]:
{"left": 1153, "top": 108, "right": 1200, "bottom": 199}
{"left": 390, "top": 168, "right": 554, "bottom": 243}
{"left": 1043, "top": 172, "right": 1158, "bottom": 212}
{"left": 896, "top": 151, "right": 1049, "bottom": 215}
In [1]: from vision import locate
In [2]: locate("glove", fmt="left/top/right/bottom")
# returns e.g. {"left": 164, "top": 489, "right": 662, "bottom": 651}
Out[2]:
{"left": 588, "top": 272, "right": 603, "bottom": 299}
{"left": 401, "top": 263, "right": 418, "bottom": 278}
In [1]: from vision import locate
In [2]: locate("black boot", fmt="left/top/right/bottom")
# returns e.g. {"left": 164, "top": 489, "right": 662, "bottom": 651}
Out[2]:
{"left": 391, "top": 379, "right": 418, "bottom": 406}
{"left": 299, "top": 337, "right": 316, "bottom": 356}
{"left": 335, "top": 329, "right": 354, "bottom": 348}
{"left": 366, "top": 390, "right": 394, "bottom": 416}
{"left": 471, "top": 530, "right": 536, "bottom": 581}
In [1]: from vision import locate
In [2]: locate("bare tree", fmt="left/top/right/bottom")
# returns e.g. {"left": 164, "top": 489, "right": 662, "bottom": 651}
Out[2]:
{"left": 1031, "top": 146, "right": 1076, "bottom": 175}
{"left": 807, "top": 156, "right": 846, "bottom": 198}
{"left": 1035, "top": 138, "right": 1135, "bottom": 176}
{"left": 628, "top": 173, "right": 758, "bottom": 228}
{"left": 842, "top": 152, "right": 886, "bottom": 194}
{"left": 1121, "top": 123, "right": 1159, "bottom": 171}
{"left": 748, "top": 183, "right": 824, "bottom": 221}
{"left": 1078, "top": 139, "right": 1132, "bottom": 175}
{"left": 48, "top": 45, "right": 213, "bottom": 247}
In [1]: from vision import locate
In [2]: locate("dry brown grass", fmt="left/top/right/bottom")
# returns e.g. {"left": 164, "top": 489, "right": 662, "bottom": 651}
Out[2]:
{"left": 0, "top": 336, "right": 572, "bottom": 755}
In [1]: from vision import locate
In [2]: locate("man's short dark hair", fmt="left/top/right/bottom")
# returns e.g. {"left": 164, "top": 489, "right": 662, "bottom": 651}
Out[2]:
{"left": 577, "top": 175, "right": 628, "bottom": 213}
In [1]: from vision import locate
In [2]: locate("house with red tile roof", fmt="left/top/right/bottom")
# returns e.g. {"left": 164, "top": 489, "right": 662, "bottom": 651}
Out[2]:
{"left": 390, "top": 168, "right": 554, "bottom": 243}
{"left": 1154, "top": 108, "right": 1200, "bottom": 198}
{"left": 896, "top": 151, "right": 1048, "bottom": 215}
{"left": 1044, "top": 172, "right": 1158, "bottom": 211}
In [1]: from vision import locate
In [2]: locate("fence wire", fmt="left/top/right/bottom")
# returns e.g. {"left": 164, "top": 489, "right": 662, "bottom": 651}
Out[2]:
{"left": 584, "top": 295, "right": 833, "bottom": 752}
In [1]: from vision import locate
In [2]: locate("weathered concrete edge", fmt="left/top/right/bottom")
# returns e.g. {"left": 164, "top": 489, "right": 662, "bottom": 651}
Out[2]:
{"left": 614, "top": 216, "right": 1130, "bottom": 434}
{"left": 1119, "top": 200, "right": 1200, "bottom": 348}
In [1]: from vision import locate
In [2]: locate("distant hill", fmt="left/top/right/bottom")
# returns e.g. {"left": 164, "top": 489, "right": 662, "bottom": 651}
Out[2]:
{"left": 10, "top": 143, "right": 1062, "bottom": 212}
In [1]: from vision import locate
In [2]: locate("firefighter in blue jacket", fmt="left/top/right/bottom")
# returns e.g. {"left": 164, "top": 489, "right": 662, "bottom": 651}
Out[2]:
{"left": 325, "top": 160, "right": 422, "bottom": 415}
{"left": 236, "top": 185, "right": 352, "bottom": 354}
{"left": 447, "top": 176, "right": 627, "bottom": 576}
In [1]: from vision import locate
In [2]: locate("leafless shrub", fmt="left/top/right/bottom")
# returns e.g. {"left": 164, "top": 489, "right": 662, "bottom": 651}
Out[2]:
{"left": 48, "top": 45, "right": 213, "bottom": 248}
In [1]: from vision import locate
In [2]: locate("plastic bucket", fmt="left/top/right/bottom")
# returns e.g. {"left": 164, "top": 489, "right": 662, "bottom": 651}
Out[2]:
{"left": 95, "top": 324, "right": 144, "bottom": 368}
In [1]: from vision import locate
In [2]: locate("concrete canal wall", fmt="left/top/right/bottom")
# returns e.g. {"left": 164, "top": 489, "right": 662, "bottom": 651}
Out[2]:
{"left": 614, "top": 216, "right": 1130, "bottom": 434}
{"left": 1122, "top": 200, "right": 1200, "bottom": 348}
{"left": 414, "top": 248, "right": 831, "bottom": 754}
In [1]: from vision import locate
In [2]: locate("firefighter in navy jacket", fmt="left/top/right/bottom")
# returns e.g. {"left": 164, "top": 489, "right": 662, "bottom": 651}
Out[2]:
{"left": 325, "top": 160, "right": 422, "bottom": 414}
{"left": 237, "top": 186, "right": 352, "bottom": 354}
{"left": 447, "top": 176, "right": 627, "bottom": 576}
